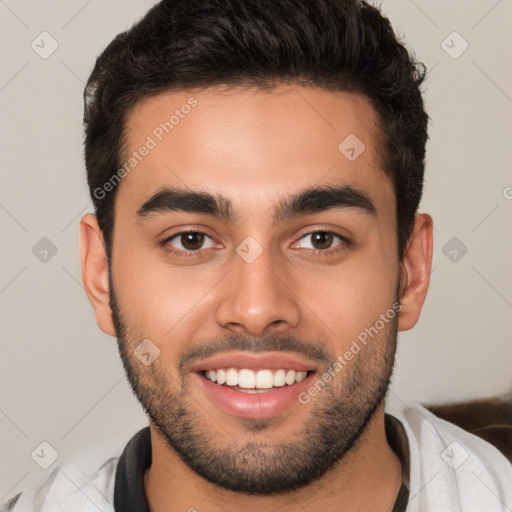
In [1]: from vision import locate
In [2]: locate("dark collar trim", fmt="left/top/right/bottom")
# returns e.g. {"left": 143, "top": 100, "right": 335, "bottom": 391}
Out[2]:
{"left": 114, "top": 426, "right": 152, "bottom": 512}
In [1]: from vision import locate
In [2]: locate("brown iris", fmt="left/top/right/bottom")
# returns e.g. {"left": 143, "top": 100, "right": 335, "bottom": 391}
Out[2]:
{"left": 181, "top": 232, "right": 205, "bottom": 250}
{"left": 310, "top": 232, "right": 334, "bottom": 250}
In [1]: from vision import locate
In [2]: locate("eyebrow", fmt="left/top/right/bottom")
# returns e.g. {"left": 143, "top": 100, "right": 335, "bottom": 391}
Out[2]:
{"left": 136, "top": 183, "right": 377, "bottom": 225}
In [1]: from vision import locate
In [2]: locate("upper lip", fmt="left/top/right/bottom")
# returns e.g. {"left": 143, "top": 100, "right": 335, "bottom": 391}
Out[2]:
{"left": 190, "top": 351, "right": 318, "bottom": 373}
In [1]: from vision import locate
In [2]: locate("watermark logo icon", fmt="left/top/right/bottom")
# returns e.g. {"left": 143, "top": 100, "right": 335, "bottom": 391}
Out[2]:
{"left": 31, "top": 32, "right": 59, "bottom": 59}
{"left": 441, "top": 441, "right": 469, "bottom": 469}
{"left": 442, "top": 237, "right": 468, "bottom": 263}
{"left": 338, "top": 134, "right": 366, "bottom": 162}
{"left": 441, "top": 31, "right": 469, "bottom": 59}
{"left": 134, "top": 339, "right": 160, "bottom": 366}
{"left": 236, "top": 236, "right": 263, "bottom": 264}
{"left": 32, "top": 237, "right": 58, "bottom": 263}
{"left": 31, "top": 441, "right": 59, "bottom": 469}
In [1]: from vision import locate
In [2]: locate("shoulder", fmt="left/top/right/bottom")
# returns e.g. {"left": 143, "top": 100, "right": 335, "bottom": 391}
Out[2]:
{"left": 393, "top": 402, "right": 512, "bottom": 512}
{"left": 0, "top": 452, "right": 119, "bottom": 512}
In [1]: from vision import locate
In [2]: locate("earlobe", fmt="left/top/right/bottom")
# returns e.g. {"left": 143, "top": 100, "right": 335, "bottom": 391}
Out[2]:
{"left": 80, "top": 213, "right": 116, "bottom": 336}
{"left": 397, "top": 213, "right": 434, "bottom": 332}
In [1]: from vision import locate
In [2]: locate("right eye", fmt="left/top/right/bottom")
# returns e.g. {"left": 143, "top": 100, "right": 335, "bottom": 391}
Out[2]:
{"left": 162, "top": 230, "right": 217, "bottom": 256}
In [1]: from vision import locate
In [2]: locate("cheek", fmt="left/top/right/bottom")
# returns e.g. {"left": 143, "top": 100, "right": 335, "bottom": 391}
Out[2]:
{"left": 294, "top": 250, "right": 399, "bottom": 350}
{"left": 111, "top": 244, "right": 222, "bottom": 351}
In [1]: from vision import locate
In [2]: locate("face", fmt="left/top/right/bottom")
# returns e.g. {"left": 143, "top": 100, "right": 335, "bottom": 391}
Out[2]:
{"left": 94, "top": 85, "right": 405, "bottom": 494}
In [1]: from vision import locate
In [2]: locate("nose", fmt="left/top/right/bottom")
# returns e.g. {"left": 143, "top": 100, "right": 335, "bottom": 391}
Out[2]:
{"left": 215, "top": 244, "right": 301, "bottom": 336}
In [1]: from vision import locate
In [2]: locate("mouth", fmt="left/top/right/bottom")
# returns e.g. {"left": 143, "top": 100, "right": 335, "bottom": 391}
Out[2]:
{"left": 190, "top": 352, "right": 318, "bottom": 419}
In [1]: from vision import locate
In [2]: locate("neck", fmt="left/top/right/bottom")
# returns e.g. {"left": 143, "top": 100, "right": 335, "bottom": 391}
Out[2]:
{"left": 144, "top": 403, "right": 403, "bottom": 512}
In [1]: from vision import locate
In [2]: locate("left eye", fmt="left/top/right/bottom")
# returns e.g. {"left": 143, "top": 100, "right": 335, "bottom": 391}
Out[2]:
{"left": 296, "top": 231, "right": 346, "bottom": 251}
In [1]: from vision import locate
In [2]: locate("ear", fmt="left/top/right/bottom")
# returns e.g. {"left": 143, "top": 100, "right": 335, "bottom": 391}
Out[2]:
{"left": 397, "top": 213, "right": 433, "bottom": 331}
{"left": 80, "top": 213, "right": 116, "bottom": 336}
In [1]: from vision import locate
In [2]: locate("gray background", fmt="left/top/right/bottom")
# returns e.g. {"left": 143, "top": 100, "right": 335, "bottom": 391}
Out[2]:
{"left": 1, "top": 0, "right": 511, "bottom": 499}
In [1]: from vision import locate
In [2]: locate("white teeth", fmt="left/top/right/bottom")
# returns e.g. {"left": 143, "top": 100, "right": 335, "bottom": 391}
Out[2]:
{"left": 216, "top": 369, "right": 226, "bottom": 385}
{"left": 273, "top": 369, "right": 286, "bottom": 387}
{"left": 226, "top": 368, "right": 238, "bottom": 386}
{"left": 238, "top": 388, "right": 274, "bottom": 394}
{"left": 295, "top": 371, "right": 307, "bottom": 383}
{"left": 285, "top": 370, "right": 296, "bottom": 385}
{"left": 239, "top": 369, "right": 256, "bottom": 388}
{"left": 255, "top": 369, "right": 274, "bottom": 388}
{"left": 204, "top": 368, "right": 310, "bottom": 388}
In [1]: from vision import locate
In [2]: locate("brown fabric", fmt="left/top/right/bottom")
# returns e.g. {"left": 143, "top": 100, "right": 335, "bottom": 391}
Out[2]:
{"left": 427, "top": 397, "right": 512, "bottom": 463}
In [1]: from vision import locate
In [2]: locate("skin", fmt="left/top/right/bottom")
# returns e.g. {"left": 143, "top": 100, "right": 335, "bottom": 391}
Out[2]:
{"left": 80, "top": 85, "right": 433, "bottom": 512}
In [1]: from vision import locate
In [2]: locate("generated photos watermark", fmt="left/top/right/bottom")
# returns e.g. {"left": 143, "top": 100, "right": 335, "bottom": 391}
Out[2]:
{"left": 93, "top": 97, "right": 198, "bottom": 200}
{"left": 298, "top": 301, "right": 402, "bottom": 405}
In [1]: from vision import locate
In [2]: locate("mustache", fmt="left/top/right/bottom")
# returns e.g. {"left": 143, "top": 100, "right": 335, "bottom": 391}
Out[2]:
{"left": 178, "top": 332, "right": 334, "bottom": 375}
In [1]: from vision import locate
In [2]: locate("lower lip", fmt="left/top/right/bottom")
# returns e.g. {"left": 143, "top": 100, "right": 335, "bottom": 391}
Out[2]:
{"left": 193, "top": 372, "right": 315, "bottom": 419}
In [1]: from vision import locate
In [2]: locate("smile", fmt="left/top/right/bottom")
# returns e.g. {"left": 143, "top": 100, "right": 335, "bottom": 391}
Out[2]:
{"left": 192, "top": 368, "right": 317, "bottom": 419}
{"left": 202, "top": 368, "right": 310, "bottom": 392}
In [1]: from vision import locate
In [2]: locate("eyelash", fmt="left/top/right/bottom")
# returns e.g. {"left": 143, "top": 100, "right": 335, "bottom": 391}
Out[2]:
{"left": 160, "top": 229, "right": 351, "bottom": 259}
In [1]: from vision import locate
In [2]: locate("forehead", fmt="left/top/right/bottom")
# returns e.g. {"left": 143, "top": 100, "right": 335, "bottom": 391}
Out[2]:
{"left": 119, "top": 85, "right": 394, "bottom": 217}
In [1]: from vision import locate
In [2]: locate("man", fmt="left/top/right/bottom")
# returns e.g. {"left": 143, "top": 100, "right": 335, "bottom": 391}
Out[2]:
{"left": 3, "top": 0, "right": 511, "bottom": 511}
